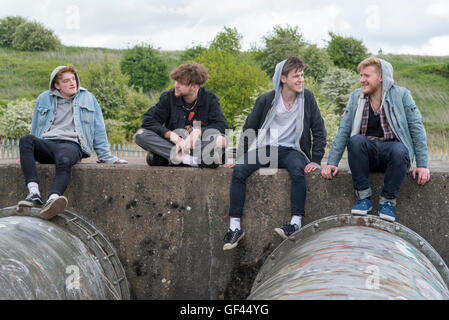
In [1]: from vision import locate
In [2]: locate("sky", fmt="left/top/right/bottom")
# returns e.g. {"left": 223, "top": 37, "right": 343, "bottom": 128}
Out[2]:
{"left": 1, "top": 0, "right": 449, "bottom": 55}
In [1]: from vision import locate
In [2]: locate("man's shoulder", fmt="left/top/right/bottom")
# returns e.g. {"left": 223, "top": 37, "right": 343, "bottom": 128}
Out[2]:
{"left": 257, "top": 90, "right": 275, "bottom": 102}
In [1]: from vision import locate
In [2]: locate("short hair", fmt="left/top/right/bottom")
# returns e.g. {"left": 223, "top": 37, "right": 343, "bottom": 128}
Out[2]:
{"left": 282, "top": 56, "right": 305, "bottom": 77}
{"left": 54, "top": 64, "right": 77, "bottom": 85}
{"left": 357, "top": 56, "right": 382, "bottom": 76}
{"left": 170, "top": 62, "right": 209, "bottom": 86}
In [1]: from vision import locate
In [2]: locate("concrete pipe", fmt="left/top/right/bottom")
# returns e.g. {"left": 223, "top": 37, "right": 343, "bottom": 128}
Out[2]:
{"left": 248, "top": 214, "right": 449, "bottom": 300}
{"left": 0, "top": 207, "right": 130, "bottom": 300}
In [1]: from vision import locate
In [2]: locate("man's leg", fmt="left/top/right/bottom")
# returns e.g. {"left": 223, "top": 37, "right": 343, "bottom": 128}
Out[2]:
{"left": 224, "top": 147, "right": 267, "bottom": 250}
{"left": 274, "top": 147, "right": 308, "bottom": 239}
{"left": 134, "top": 128, "right": 172, "bottom": 165}
{"left": 198, "top": 133, "right": 226, "bottom": 168}
{"left": 347, "top": 134, "right": 377, "bottom": 215}
{"left": 18, "top": 134, "right": 54, "bottom": 207}
{"left": 39, "top": 140, "right": 80, "bottom": 220}
{"left": 377, "top": 141, "right": 409, "bottom": 222}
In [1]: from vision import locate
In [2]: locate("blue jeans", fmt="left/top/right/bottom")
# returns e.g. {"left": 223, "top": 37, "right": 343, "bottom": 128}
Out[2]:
{"left": 229, "top": 145, "right": 308, "bottom": 218}
{"left": 347, "top": 135, "right": 409, "bottom": 200}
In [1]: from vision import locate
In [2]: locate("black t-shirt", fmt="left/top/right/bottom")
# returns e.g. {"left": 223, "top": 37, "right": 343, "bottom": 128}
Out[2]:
{"left": 366, "top": 104, "right": 384, "bottom": 138}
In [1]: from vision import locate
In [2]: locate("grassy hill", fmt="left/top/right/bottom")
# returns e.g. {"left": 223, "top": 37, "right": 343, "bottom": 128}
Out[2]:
{"left": 1, "top": 47, "right": 448, "bottom": 153}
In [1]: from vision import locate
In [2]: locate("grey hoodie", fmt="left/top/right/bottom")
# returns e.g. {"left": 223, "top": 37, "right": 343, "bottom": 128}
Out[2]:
{"left": 42, "top": 66, "right": 81, "bottom": 144}
{"left": 253, "top": 59, "right": 308, "bottom": 160}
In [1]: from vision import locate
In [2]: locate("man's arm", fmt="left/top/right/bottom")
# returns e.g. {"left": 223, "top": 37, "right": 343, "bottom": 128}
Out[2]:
{"left": 141, "top": 92, "right": 171, "bottom": 137}
{"left": 201, "top": 93, "right": 229, "bottom": 135}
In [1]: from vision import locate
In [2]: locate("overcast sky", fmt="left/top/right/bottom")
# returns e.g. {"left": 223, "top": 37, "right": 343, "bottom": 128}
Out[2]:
{"left": 1, "top": 0, "right": 449, "bottom": 55}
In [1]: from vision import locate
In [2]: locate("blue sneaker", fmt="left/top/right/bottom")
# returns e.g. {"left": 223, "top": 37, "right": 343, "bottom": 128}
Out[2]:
{"left": 351, "top": 198, "right": 372, "bottom": 215}
{"left": 378, "top": 201, "right": 396, "bottom": 222}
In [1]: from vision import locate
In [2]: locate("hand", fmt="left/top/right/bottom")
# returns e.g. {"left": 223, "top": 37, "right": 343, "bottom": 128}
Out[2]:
{"left": 223, "top": 163, "right": 235, "bottom": 169}
{"left": 184, "top": 128, "right": 202, "bottom": 151}
{"left": 412, "top": 167, "right": 430, "bottom": 185}
{"left": 304, "top": 163, "right": 319, "bottom": 173}
{"left": 114, "top": 159, "right": 128, "bottom": 164}
{"left": 321, "top": 165, "right": 339, "bottom": 180}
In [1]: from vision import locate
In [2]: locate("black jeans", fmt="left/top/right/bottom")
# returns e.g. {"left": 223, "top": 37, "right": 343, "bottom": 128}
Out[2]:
{"left": 229, "top": 145, "right": 308, "bottom": 218}
{"left": 347, "top": 134, "right": 410, "bottom": 200}
{"left": 19, "top": 135, "right": 81, "bottom": 196}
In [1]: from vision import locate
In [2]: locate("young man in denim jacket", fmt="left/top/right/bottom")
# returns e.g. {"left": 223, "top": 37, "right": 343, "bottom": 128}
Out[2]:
{"left": 18, "top": 65, "right": 127, "bottom": 219}
{"left": 322, "top": 57, "right": 430, "bottom": 222}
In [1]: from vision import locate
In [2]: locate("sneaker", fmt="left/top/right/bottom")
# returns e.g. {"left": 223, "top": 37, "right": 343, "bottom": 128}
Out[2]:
{"left": 39, "top": 196, "right": 68, "bottom": 220}
{"left": 18, "top": 193, "right": 44, "bottom": 208}
{"left": 274, "top": 223, "right": 299, "bottom": 240}
{"left": 223, "top": 228, "right": 245, "bottom": 251}
{"left": 146, "top": 152, "right": 169, "bottom": 166}
{"left": 378, "top": 201, "right": 396, "bottom": 222}
{"left": 351, "top": 198, "right": 373, "bottom": 216}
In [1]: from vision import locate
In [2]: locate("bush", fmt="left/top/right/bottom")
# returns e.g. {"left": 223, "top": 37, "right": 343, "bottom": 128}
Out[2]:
{"left": 209, "top": 26, "right": 242, "bottom": 54}
{"left": 0, "top": 98, "right": 35, "bottom": 138}
{"left": 320, "top": 68, "right": 360, "bottom": 114}
{"left": 196, "top": 49, "right": 270, "bottom": 128}
{"left": 84, "top": 55, "right": 129, "bottom": 120}
{"left": 12, "top": 21, "right": 60, "bottom": 51}
{"left": 326, "top": 32, "right": 369, "bottom": 72}
{"left": 253, "top": 25, "right": 308, "bottom": 77}
{"left": 0, "top": 16, "right": 27, "bottom": 48}
{"left": 300, "top": 44, "right": 333, "bottom": 82}
{"left": 120, "top": 44, "right": 169, "bottom": 92}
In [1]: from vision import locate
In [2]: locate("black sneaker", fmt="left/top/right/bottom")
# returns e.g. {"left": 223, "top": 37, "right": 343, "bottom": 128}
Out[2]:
{"left": 39, "top": 196, "right": 68, "bottom": 220}
{"left": 146, "top": 152, "right": 169, "bottom": 166}
{"left": 18, "top": 193, "right": 44, "bottom": 208}
{"left": 223, "top": 228, "right": 245, "bottom": 251}
{"left": 274, "top": 223, "right": 299, "bottom": 240}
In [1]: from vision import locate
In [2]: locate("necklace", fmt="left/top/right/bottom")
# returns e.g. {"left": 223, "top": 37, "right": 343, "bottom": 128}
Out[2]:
{"left": 183, "top": 98, "right": 198, "bottom": 112}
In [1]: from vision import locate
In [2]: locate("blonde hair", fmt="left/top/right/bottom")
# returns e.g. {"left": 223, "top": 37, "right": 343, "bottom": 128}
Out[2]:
{"left": 357, "top": 56, "right": 382, "bottom": 76}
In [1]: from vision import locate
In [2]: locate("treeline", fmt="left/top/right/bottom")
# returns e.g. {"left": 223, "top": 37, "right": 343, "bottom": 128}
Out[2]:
{"left": 0, "top": 16, "right": 372, "bottom": 146}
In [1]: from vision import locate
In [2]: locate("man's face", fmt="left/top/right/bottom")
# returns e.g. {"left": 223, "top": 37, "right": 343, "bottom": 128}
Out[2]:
{"left": 281, "top": 68, "right": 304, "bottom": 93}
{"left": 54, "top": 72, "right": 77, "bottom": 98}
{"left": 360, "top": 65, "right": 382, "bottom": 95}
{"left": 174, "top": 80, "right": 198, "bottom": 98}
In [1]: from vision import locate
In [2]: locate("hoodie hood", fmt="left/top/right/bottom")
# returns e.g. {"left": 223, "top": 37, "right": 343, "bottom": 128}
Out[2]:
{"left": 271, "top": 59, "right": 305, "bottom": 107}
{"left": 378, "top": 58, "right": 394, "bottom": 103}
{"left": 49, "top": 65, "right": 80, "bottom": 92}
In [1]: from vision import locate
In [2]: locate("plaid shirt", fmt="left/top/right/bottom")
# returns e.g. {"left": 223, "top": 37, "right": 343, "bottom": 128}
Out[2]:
{"left": 360, "top": 97, "right": 397, "bottom": 141}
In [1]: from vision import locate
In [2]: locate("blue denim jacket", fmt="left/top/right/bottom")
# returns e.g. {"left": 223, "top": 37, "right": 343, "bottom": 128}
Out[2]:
{"left": 30, "top": 88, "right": 118, "bottom": 163}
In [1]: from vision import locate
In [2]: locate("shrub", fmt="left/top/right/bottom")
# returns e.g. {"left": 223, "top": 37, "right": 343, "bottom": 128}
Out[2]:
{"left": 196, "top": 49, "right": 270, "bottom": 128}
{"left": 326, "top": 32, "right": 369, "bottom": 72}
{"left": 0, "top": 98, "right": 35, "bottom": 138}
{"left": 12, "top": 21, "right": 61, "bottom": 51}
{"left": 253, "top": 25, "right": 307, "bottom": 77}
{"left": 0, "top": 16, "right": 27, "bottom": 48}
{"left": 120, "top": 44, "right": 169, "bottom": 92}
{"left": 320, "top": 68, "right": 360, "bottom": 114}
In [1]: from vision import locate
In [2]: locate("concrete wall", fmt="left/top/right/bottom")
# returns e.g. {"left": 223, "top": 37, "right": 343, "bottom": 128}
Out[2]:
{"left": 0, "top": 161, "right": 448, "bottom": 299}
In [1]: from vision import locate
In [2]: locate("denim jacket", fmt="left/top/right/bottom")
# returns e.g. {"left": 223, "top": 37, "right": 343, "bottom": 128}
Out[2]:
{"left": 327, "top": 59, "right": 428, "bottom": 168}
{"left": 30, "top": 88, "right": 118, "bottom": 163}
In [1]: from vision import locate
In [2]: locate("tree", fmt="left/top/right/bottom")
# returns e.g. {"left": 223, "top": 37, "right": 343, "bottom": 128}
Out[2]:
{"left": 179, "top": 44, "right": 207, "bottom": 63}
{"left": 300, "top": 44, "right": 333, "bottom": 82}
{"left": 11, "top": 20, "right": 60, "bottom": 51}
{"left": 196, "top": 49, "right": 270, "bottom": 128}
{"left": 254, "top": 25, "right": 307, "bottom": 77}
{"left": 0, "top": 16, "right": 27, "bottom": 48}
{"left": 326, "top": 32, "right": 369, "bottom": 72}
{"left": 209, "top": 26, "right": 242, "bottom": 54}
{"left": 120, "top": 44, "right": 169, "bottom": 92}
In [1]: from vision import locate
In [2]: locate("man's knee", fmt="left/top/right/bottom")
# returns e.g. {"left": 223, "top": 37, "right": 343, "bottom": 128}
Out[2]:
{"left": 390, "top": 144, "right": 409, "bottom": 164}
{"left": 348, "top": 134, "right": 368, "bottom": 151}
{"left": 19, "top": 134, "right": 35, "bottom": 148}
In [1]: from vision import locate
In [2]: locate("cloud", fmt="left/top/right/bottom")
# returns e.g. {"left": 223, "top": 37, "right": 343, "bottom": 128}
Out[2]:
{"left": 427, "top": 2, "right": 449, "bottom": 18}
